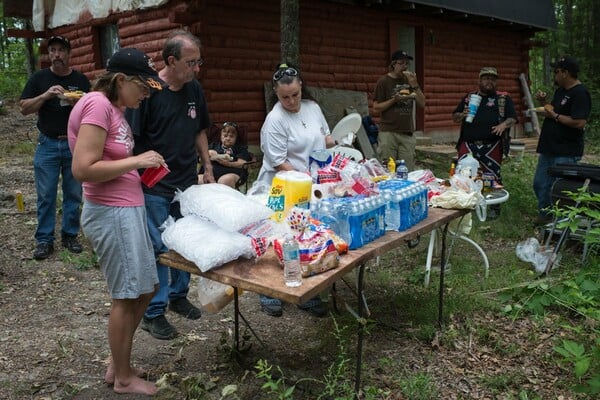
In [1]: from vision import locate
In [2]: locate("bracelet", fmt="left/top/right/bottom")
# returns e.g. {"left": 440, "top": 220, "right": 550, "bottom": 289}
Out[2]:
{"left": 555, "top": 114, "right": 560, "bottom": 122}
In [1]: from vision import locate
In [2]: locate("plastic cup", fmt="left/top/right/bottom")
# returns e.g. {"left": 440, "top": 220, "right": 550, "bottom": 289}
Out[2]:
{"left": 465, "top": 94, "right": 482, "bottom": 123}
{"left": 140, "top": 164, "right": 170, "bottom": 188}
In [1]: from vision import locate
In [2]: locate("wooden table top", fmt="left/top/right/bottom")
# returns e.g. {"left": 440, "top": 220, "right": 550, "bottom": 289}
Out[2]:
{"left": 159, "top": 207, "right": 468, "bottom": 305}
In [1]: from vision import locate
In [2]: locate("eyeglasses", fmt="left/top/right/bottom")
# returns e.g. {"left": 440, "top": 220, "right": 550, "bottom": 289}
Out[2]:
{"left": 185, "top": 58, "right": 204, "bottom": 68}
{"left": 273, "top": 67, "right": 298, "bottom": 81}
{"left": 223, "top": 121, "right": 238, "bottom": 129}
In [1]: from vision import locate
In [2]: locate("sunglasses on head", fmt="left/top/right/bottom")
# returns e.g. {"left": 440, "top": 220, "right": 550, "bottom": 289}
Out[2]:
{"left": 273, "top": 67, "right": 298, "bottom": 81}
{"left": 223, "top": 121, "right": 238, "bottom": 129}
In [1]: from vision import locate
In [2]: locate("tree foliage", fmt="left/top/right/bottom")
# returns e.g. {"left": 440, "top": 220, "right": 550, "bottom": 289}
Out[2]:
{"left": 529, "top": 0, "right": 599, "bottom": 137}
{"left": 0, "top": 3, "right": 35, "bottom": 98}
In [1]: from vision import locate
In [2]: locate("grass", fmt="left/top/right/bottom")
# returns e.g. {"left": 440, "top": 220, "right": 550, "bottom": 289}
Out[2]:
{"left": 248, "top": 146, "right": 599, "bottom": 398}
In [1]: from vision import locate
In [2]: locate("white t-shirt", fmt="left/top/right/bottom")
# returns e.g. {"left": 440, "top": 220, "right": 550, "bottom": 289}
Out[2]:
{"left": 257, "top": 100, "right": 330, "bottom": 185}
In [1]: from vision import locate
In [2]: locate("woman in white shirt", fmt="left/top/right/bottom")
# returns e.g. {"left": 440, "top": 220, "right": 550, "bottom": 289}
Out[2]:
{"left": 257, "top": 64, "right": 335, "bottom": 318}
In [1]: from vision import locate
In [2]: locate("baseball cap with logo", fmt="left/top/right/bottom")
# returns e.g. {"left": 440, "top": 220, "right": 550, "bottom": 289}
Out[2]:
{"left": 48, "top": 36, "right": 71, "bottom": 50}
{"left": 550, "top": 56, "right": 579, "bottom": 75}
{"left": 479, "top": 67, "right": 498, "bottom": 78}
{"left": 107, "top": 48, "right": 164, "bottom": 90}
{"left": 391, "top": 50, "right": 414, "bottom": 61}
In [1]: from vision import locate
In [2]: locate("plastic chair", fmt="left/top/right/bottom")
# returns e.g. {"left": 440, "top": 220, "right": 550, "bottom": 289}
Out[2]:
{"left": 327, "top": 145, "right": 364, "bottom": 161}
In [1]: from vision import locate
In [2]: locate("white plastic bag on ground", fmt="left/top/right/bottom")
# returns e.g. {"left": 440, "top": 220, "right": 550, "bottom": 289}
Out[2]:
{"left": 161, "top": 215, "right": 256, "bottom": 272}
{"left": 175, "top": 183, "right": 274, "bottom": 232}
{"left": 516, "top": 237, "right": 560, "bottom": 273}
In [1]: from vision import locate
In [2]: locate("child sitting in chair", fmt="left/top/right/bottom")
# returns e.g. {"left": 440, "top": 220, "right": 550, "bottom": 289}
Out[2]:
{"left": 198, "top": 122, "right": 254, "bottom": 188}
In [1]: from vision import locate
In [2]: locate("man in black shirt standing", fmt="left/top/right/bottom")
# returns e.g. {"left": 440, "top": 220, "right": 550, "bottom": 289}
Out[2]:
{"left": 533, "top": 57, "right": 591, "bottom": 225}
{"left": 20, "top": 36, "right": 91, "bottom": 259}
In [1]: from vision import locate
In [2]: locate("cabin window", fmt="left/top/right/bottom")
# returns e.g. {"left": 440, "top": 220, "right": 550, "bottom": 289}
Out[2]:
{"left": 97, "top": 24, "right": 120, "bottom": 68}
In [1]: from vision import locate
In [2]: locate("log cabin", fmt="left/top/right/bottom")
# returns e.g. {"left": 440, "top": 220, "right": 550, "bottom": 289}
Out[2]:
{"left": 5, "top": 0, "right": 556, "bottom": 145}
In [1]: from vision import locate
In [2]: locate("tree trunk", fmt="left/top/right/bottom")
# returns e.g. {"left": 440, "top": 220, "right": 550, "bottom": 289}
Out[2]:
{"left": 280, "top": 0, "right": 300, "bottom": 68}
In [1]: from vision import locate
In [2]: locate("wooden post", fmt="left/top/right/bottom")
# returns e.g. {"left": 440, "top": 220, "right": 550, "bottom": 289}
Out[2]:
{"left": 519, "top": 73, "right": 541, "bottom": 137}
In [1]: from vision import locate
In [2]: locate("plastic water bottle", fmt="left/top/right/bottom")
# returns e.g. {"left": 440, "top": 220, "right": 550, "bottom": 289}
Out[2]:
{"left": 396, "top": 160, "right": 409, "bottom": 180}
{"left": 282, "top": 234, "right": 302, "bottom": 287}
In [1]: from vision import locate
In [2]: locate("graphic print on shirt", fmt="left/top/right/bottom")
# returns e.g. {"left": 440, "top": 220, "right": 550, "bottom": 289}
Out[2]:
{"left": 115, "top": 121, "right": 135, "bottom": 155}
{"left": 392, "top": 83, "right": 412, "bottom": 113}
{"left": 187, "top": 102, "right": 197, "bottom": 119}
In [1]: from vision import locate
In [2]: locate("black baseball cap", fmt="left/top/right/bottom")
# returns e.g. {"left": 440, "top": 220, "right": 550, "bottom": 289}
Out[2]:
{"left": 550, "top": 56, "right": 580, "bottom": 75}
{"left": 107, "top": 48, "right": 164, "bottom": 90}
{"left": 391, "top": 50, "right": 413, "bottom": 61}
{"left": 48, "top": 36, "right": 71, "bottom": 50}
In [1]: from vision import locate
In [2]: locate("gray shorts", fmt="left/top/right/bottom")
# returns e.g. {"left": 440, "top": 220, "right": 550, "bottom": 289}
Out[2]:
{"left": 81, "top": 200, "right": 158, "bottom": 299}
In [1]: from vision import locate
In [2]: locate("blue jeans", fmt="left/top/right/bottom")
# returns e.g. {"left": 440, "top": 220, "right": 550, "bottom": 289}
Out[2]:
{"left": 533, "top": 154, "right": 580, "bottom": 216}
{"left": 143, "top": 192, "right": 191, "bottom": 319}
{"left": 33, "top": 134, "right": 82, "bottom": 244}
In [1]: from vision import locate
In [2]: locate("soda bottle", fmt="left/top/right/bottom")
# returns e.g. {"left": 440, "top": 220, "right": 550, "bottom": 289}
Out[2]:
{"left": 396, "top": 160, "right": 408, "bottom": 180}
{"left": 282, "top": 234, "right": 302, "bottom": 287}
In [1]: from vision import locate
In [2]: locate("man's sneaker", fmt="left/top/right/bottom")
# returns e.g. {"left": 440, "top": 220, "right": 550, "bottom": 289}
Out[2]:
{"left": 140, "top": 315, "right": 178, "bottom": 340}
{"left": 169, "top": 298, "right": 202, "bottom": 320}
{"left": 62, "top": 236, "right": 83, "bottom": 254}
{"left": 33, "top": 243, "right": 54, "bottom": 260}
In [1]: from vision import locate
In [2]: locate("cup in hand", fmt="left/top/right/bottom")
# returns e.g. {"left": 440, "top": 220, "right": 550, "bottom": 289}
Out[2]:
{"left": 465, "top": 94, "right": 482, "bottom": 123}
{"left": 140, "top": 164, "right": 170, "bottom": 188}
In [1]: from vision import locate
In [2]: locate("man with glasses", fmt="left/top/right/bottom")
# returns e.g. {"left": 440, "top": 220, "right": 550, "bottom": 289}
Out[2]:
{"left": 451, "top": 67, "right": 517, "bottom": 219}
{"left": 532, "top": 56, "right": 591, "bottom": 225}
{"left": 373, "top": 50, "right": 425, "bottom": 171}
{"left": 126, "top": 30, "right": 214, "bottom": 340}
{"left": 20, "top": 35, "right": 91, "bottom": 260}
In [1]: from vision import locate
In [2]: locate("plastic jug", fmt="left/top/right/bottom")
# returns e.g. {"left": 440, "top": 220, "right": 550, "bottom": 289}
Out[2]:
{"left": 457, "top": 152, "right": 479, "bottom": 179}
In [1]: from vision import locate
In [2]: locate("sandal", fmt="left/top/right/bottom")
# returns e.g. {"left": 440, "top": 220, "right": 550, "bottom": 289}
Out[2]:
{"left": 260, "top": 295, "right": 283, "bottom": 317}
{"left": 298, "top": 297, "right": 328, "bottom": 318}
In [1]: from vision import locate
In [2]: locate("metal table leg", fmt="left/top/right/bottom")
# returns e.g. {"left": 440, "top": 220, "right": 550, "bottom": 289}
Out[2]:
{"left": 438, "top": 224, "right": 449, "bottom": 328}
{"left": 354, "top": 263, "right": 367, "bottom": 396}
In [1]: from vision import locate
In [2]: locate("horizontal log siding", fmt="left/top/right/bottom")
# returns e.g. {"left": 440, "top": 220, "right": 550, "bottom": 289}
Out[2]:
{"left": 49, "top": 0, "right": 532, "bottom": 144}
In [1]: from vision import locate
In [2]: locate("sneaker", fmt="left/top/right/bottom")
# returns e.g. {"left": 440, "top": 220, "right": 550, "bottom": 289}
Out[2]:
{"left": 33, "top": 242, "right": 54, "bottom": 260}
{"left": 298, "top": 297, "right": 328, "bottom": 318}
{"left": 169, "top": 298, "right": 202, "bottom": 320}
{"left": 140, "top": 315, "right": 178, "bottom": 340}
{"left": 62, "top": 236, "right": 83, "bottom": 254}
{"left": 260, "top": 296, "right": 283, "bottom": 317}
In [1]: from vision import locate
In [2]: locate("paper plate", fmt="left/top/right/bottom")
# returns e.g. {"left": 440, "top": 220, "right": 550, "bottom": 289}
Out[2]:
{"left": 331, "top": 113, "right": 362, "bottom": 144}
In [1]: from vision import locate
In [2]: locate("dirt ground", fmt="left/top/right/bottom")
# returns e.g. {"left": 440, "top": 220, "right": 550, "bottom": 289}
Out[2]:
{"left": 0, "top": 100, "right": 581, "bottom": 400}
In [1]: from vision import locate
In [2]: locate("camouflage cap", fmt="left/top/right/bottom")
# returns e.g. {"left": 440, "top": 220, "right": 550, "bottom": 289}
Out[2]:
{"left": 479, "top": 67, "right": 498, "bottom": 78}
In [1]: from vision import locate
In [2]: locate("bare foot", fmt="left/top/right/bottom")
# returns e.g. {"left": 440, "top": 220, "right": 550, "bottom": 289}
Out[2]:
{"left": 114, "top": 375, "right": 157, "bottom": 396}
{"left": 105, "top": 365, "right": 146, "bottom": 384}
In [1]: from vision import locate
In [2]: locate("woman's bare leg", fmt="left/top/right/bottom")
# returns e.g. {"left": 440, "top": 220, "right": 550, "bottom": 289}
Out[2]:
{"left": 218, "top": 173, "right": 241, "bottom": 189}
{"left": 108, "top": 293, "right": 157, "bottom": 395}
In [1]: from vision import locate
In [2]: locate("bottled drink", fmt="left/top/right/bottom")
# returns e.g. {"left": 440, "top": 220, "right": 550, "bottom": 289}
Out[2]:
{"left": 396, "top": 160, "right": 408, "bottom": 180}
{"left": 282, "top": 234, "right": 302, "bottom": 287}
{"left": 387, "top": 157, "right": 396, "bottom": 174}
{"left": 449, "top": 161, "right": 456, "bottom": 177}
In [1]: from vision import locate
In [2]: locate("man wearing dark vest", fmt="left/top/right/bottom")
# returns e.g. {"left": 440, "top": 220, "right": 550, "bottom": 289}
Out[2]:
{"left": 452, "top": 67, "right": 517, "bottom": 219}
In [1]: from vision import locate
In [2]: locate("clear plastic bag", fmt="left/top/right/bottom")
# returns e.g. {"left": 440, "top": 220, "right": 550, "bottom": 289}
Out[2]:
{"left": 197, "top": 277, "right": 240, "bottom": 314}
{"left": 516, "top": 237, "right": 560, "bottom": 273}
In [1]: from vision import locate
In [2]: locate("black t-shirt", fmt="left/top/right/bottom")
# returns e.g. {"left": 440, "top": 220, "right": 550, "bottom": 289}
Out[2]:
{"left": 537, "top": 84, "right": 591, "bottom": 157}
{"left": 127, "top": 79, "right": 210, "bottom": 199}
{"left": 20, "top": 68, "right": 91, "bottom": 138}
{"left": 453, "top": 91, "right": 516, "bottom": 143}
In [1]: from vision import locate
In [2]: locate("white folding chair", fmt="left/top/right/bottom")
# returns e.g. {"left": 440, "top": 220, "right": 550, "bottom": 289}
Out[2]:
{"left": 328, "top": 145, "right": 364, "bottom": 161}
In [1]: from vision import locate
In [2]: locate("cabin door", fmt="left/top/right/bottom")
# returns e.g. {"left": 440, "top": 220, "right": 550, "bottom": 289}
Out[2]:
{"left": 389, "top": 22, "right": 424, "bottom": 132}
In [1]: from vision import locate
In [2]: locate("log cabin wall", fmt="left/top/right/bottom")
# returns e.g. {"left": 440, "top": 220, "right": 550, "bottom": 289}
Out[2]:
{"left": 46, "top": 0, "right": 532, "bottom": 145}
